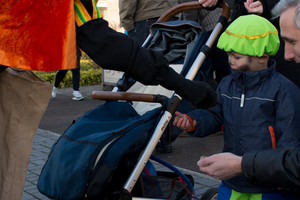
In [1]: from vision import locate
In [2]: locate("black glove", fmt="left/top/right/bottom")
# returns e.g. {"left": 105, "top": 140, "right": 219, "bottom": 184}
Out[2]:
{"left": 181, "top": 80, "right": 217, "bottom": 109}
{"left": 155, "top": 66, "right": 217, "bottom": 109}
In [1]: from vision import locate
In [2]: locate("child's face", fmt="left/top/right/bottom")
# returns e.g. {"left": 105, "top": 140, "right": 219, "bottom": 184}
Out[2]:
{"left": 227, "top": 52, "right": 262, "bottom": 72}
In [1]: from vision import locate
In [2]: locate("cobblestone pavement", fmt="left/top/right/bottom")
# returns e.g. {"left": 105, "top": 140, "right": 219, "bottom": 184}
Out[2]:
{"left": 22, "top": 129, "right": 220, "bottom": 200}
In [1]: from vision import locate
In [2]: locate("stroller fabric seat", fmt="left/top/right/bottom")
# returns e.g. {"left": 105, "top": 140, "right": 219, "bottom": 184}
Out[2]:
{"left": 38, "top": 101, "right": 162, "bottom": 200}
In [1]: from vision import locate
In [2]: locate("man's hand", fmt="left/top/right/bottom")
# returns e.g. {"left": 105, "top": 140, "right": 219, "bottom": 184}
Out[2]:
{"left": 197, "top": 153, "right": 243, "bottom": 180}
{"left": 244, "top": 0, "right": 263, "bottom": 15}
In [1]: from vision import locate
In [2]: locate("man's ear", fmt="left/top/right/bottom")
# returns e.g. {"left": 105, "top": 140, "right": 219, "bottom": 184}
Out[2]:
{"left": 258, "top": 54, "right": 269, "bottom": 64}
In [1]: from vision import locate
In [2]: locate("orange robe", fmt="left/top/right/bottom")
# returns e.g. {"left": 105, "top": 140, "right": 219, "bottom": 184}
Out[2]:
{"left": 0, "top": 0, "right": 77, "bottom": 71}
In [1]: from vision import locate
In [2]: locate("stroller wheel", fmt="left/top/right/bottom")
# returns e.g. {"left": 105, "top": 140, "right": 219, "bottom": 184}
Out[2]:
{"left": 201, "top": 187, "right": 218, "bottom": 200}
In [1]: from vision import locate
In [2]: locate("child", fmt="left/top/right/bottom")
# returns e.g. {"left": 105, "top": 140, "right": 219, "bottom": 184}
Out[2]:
{"left": 173, "top": 14, "right": 300, "bottom": 200}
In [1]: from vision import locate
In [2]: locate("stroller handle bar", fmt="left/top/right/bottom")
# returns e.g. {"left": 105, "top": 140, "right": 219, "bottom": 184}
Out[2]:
{"left": 92, "top": 91, "right": 169, "bottom": 105}
{"left": 157, "top": 1, "right": 230, "bottom": 23}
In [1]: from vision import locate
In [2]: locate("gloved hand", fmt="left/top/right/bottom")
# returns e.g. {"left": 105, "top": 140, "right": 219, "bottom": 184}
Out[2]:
{"left": 181, "top": 80, "right": 217, "bottom": 109}
{"left": 155, "top": 66, "right": 217, "bottom": 109}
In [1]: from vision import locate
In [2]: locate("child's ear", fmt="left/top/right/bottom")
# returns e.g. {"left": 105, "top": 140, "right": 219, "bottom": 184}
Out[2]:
{"left": 258, "top": 54, "right": 269, "bottom": 64}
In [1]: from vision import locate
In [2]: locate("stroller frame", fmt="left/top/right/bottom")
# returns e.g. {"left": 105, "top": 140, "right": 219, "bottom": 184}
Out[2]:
{"left": 92, "top": 1, "right": 230, "bottom": 199}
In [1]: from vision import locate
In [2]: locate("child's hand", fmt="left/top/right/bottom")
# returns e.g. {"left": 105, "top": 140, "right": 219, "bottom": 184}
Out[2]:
{"left": 173, "top": 111, "right": 194, "bottom": 131}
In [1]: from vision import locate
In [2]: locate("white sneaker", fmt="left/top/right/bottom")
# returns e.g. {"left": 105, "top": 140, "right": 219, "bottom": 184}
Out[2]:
{"left": 51, "top": 87, "right": 58, "bottom": 98}
{"left": 72, "top": 90, "right": 84, "bottom": 101}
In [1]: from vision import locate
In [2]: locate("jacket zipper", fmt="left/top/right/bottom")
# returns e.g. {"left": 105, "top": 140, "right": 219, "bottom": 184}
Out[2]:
{"left": 236, "top": 74, "right": 246, "bottom": 154}
{"left": 240, "top": 93, "right": 245, "bottom": 107}
{"left": 240, "top": 74, "right": 246, "bottom": 107}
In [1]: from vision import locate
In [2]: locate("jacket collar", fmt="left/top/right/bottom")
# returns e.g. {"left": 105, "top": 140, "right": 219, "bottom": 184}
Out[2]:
{"left": 231, "top": 59, "right": 276, "bottom": 90}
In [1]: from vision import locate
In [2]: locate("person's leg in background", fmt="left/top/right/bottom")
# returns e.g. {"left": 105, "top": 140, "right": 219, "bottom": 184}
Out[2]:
{"left": 51, "top": 70, "right": 68, "bottom": 98}
{"left": 52, "top": 47, "right": 84, "bottom": 100}
{"left": 128, "top": 18, "right": 159, "bottom": 46}
{"left": 71, "top": 47, "right": 84, "bottom": 100}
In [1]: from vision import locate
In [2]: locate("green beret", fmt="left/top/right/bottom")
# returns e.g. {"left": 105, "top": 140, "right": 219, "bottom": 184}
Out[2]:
{"left": 217, "top": 14, "right": 280, "bottom": 56}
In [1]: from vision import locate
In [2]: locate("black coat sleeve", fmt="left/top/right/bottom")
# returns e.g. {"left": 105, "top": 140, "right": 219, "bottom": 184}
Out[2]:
{"left": 76, "top": 18, "right": 217, "bottom": 108}
{"left": 242, "top": 147, "right": 300, "bottom": 188}
{"left": 76, "top": 18, "right": 166, "bottom": 85}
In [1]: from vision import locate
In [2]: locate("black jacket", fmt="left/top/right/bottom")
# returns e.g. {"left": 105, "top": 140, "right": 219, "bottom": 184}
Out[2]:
{"left": 242, "top": 147, "right": 300, "bottom": 188}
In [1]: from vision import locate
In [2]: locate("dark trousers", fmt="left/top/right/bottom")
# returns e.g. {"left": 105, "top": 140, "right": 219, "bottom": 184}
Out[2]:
{"left": 54, "top": 47, "right": 81, "bottom": 90}
{"left": 128, "top": 17, "right": 160, "bottom": 46}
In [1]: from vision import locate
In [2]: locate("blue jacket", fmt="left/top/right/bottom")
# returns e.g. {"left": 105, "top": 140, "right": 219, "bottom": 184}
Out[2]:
{"left": 189, "top": 60, "right": 300, "bottom": 193}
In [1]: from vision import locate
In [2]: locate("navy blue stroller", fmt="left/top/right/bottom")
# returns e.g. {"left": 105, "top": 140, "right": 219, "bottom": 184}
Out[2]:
{"left": 37, "top": 2, "right": 230, "bottom": 200}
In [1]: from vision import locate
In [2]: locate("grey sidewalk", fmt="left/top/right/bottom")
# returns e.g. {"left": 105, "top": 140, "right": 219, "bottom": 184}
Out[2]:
{"left": 23, "top": 129, "right": 220, "bottom": 200}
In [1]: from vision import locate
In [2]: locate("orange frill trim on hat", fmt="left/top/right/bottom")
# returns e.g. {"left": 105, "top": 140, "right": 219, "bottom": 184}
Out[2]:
{"left": 0, "top": 0, "right": 77, "bottom": 71}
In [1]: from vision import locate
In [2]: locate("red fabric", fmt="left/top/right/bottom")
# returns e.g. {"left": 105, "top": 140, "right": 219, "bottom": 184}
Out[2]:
{"left": 184, "top": 114, "right": 196, "bottom": 132}
{"left": 0, "top": 0, "right": 77, "bottom": 71}
{"left": 269, "top": 126, "right": 277, "bottom": 149}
